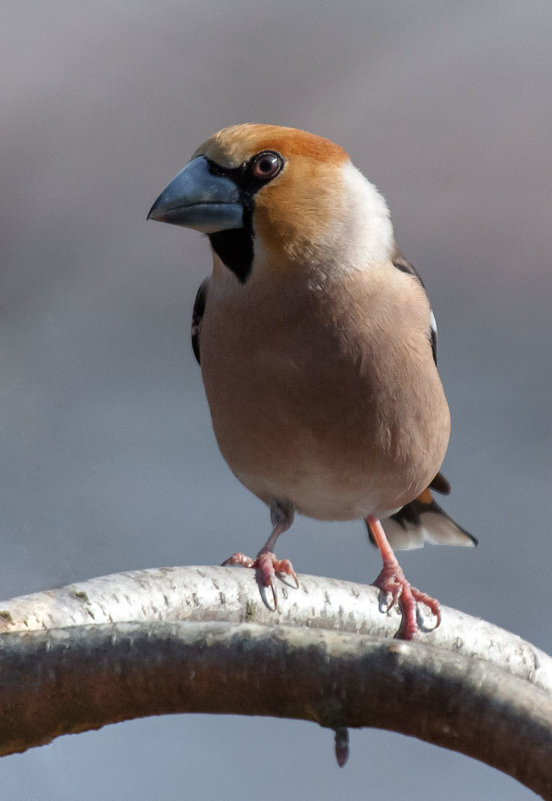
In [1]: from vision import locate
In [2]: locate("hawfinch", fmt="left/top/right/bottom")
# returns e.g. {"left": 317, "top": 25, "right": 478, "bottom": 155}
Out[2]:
{"left": 148, "top": 123, "right": 476, "bottom": 639}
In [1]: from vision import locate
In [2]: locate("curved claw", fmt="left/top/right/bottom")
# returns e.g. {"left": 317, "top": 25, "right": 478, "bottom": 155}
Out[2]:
{"left": 273, "top": 557, "right": 299, "bottom": 589}
{"left": 410, "top": 586, "right": 441, "bottom": 628}
{"left": 379, "top": 577, "right": 403, "bottom": 613}
{"left": 222, "top": 549, "right": 298, "bottom": 611}
{"left": 266, "top": 576, "right": 278, "bottom": 611}
{"left": 373, "top": 565, "right": 440, "bottom": 640}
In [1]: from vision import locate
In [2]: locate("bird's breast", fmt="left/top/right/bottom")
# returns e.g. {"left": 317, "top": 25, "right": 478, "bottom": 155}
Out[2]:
{"left": 199, "top": 268, "right": 450, "bottom": 520}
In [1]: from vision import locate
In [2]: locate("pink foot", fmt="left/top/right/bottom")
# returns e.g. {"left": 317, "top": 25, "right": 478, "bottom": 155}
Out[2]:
{"left": 222, "top": 550, "right": 299, "bottom": 609}
{"left": 373, "top": 561, "right": 441, "bottom": 640}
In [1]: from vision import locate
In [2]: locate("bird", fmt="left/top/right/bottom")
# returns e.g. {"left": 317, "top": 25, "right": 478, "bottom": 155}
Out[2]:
{"left": 148, "top": 123, "right": 476, "bottom": 639}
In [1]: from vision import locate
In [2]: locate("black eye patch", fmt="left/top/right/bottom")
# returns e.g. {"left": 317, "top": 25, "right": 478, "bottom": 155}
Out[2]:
{"left": 205, "top": 153, "right": 284, "bottom": 283}
{"left": 206, "top": 151, "right": 284, "bottom": 205}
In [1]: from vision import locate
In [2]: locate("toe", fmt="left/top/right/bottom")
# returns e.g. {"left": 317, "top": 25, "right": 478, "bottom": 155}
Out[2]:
{"left": 221, "top": 552, "right": 255, "bottom": 568}
{"left": 273, "top": 557, "right": 299, "bottom": 588}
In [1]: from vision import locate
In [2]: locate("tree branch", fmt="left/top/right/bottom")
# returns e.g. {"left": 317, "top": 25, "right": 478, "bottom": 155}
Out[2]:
{"left": 0, "top": 567, "right": 551, "bottom": 797}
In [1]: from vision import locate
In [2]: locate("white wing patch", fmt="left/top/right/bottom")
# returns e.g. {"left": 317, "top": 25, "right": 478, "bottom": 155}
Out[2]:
{"left": 429, "top": 310, "right": 438, "bottom": 363}
{"left": 430, "top": 310, "right": 437, "bottom": 340}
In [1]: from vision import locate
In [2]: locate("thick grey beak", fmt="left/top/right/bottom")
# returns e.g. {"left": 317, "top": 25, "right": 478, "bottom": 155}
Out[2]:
{"left": 147, "top": 156, "right": 243, "bottom": 233}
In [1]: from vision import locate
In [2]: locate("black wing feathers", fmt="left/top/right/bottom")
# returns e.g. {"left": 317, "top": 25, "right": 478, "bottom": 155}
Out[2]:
{"left": 429, "top": 471, "right": 451, "bottom": 495}
{"left": 392, "top": 252, "right": 426, "bottom": 288}
{"left": 392, "top": 251, "right": 437, "bottom": 364}
{"left": 191, "top": 278, "right": 209, "bottom": 365}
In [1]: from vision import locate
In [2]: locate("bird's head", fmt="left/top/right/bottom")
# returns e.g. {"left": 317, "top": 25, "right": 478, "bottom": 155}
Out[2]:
{"left": 148, "top": 124, "right": 394, "bottom": 283}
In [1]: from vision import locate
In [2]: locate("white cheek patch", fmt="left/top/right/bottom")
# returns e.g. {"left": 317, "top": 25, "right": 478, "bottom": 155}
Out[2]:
{"left": 338, "top": 161, "right": 395, "bottom": 268}
{"left": 228, "top": 157, "right": 396, "bottom": 282}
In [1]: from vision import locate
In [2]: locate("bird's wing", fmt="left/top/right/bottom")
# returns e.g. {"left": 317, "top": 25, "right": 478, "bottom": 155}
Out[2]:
{"left": 429, "top": 471, "right": 451, "bottom": 494}
{"left": 378, "top": 255, "right": 466, "bottom": 549}
{"left": 191, "top": 278, "right": 209, "bottom": 365}
{"left": 392, "top": 251, "right": 438, "bottom": 364}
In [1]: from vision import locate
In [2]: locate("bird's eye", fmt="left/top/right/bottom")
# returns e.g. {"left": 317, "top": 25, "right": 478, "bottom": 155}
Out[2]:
{"left": 250, "top": 151, "right": 283, "bottom": 181}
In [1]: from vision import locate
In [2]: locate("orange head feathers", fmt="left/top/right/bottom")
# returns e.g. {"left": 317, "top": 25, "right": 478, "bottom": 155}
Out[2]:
{"left": 148, "top": 123, "right": 394, "bottom": 281}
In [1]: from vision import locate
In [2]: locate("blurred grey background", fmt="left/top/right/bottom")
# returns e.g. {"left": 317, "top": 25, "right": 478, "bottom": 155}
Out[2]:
{"left": 1, "top": 1, "right": 550, "bottom": 798}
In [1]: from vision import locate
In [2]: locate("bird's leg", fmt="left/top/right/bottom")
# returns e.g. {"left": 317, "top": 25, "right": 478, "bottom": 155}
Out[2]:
{"left": 366, "top": 514, "right": 441, "bottom": 639}
{"left": 222, "top": 500, "right": 298, "bottom": 609}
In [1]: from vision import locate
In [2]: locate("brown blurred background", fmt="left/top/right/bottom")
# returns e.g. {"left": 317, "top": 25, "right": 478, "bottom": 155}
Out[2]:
{"left": 1, "top": 1, "right": 550, "bottom": 798}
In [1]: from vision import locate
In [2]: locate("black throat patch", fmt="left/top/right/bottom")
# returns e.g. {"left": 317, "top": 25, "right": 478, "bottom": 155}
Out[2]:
{"left": 209, "top": 228, "right": 254, "bottom": 284}
{"left": 205, "top": 157, "right": 272, "bottom": 285}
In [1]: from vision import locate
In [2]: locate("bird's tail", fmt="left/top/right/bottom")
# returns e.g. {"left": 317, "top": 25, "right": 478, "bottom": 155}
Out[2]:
{"left": 369, "top": 472, "right": 478, "bottom": 551}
